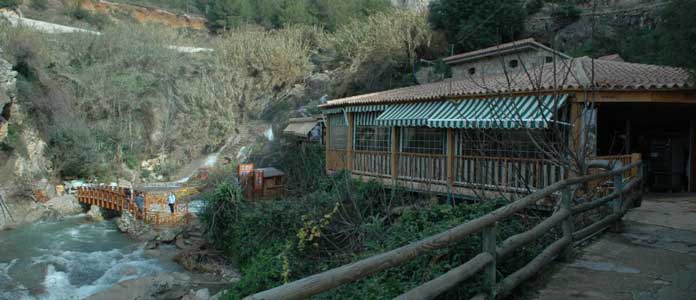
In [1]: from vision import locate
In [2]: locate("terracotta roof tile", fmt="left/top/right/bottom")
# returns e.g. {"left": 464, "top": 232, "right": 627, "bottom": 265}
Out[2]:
{"left": 321, "top": 57, "right": 693, "bottom": 108}
{"left": 442, "top": 38, "right": 570, "bottom": 64}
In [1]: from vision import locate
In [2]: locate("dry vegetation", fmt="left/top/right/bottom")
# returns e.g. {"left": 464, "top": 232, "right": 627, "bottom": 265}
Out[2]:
{"left": 0, "top": 8, "right": 434, "bottom": 181}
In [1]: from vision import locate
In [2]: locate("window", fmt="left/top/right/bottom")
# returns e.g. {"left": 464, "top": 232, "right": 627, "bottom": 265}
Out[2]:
{"left": 545, "top": 56, "right": 553, "bottom": 63}
{"left": 401, "top": 128, "right": 445, "bottom": 154}
{"left": 355, "top": 126, "right": 390, "bottom": 152}
{"left": 468, "top": 67, "right": 476, "bottom": 75}
{"left": 508, "top": 59, "right": 519, "bottom": 68}
{"left": 456, "top": 129, "right": 563, "bottom": 159}
{"left": 331, "top": 127, "right": 348, "bottom": 150}
{"left": 328, "top": 114, "right": 348, "bottom": 150}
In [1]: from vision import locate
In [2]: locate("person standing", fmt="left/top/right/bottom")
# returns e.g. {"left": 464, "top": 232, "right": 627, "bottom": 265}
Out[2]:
{"left": 167, "top": 192, "right": 176, "bottom": 213}
{"left": 135, "top": 193, "right": 145, "bottom": 212}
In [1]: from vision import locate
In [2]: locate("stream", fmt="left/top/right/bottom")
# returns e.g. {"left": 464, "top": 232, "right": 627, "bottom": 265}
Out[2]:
{"left": 0, "top": 215, "right": 182, "bottom": 300}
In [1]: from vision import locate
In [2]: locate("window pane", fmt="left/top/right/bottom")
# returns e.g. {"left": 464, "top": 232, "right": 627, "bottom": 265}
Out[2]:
{"left": 331, "top": 126, "right": 348, "bottom": 150}
{"left": 401, "top": 128, "right": 445, "bottom": 154}
{"left": 355, "top": 126, "right": 390, "bottom": 152}
{"left": 456, "top": 129, "right": 563, "bottom": 158}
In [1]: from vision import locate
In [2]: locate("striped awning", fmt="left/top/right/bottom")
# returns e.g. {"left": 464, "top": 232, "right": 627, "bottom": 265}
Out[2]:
{"left": 427, "top": 94, "right": 568, "bottom": 129}
{"left": 375, "top": 102, "right": 443, "bottom": 127}
{"left": 322, "top": 104, "right": 388, "bottom": 114}
{"left": 355, "top": 112, "right": 382, "bottom": 126}
{"left": 327, "top": 113, "right": 347, "bottom": 127}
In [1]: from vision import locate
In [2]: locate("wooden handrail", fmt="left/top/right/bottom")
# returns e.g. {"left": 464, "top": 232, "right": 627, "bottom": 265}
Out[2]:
{"left": 245, "top": 161, "right": 643, "bottom": 300}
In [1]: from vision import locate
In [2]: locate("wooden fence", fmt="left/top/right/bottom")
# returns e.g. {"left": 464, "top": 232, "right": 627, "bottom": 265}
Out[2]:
{"left": 245, "top": 159, "right": 643, "bottom": 300}
{"left": 454, "top": 156, "right": 564, "bottom": 192}
{"left": 352, "top": 150, "right": 391, "bottom": 176}
{"left": 398, "top": 153, "right": 448, "bottom": 183}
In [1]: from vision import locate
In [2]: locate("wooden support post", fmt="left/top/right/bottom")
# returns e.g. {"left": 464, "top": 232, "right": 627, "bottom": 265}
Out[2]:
{"left": 611, "top": 173, "right": 624, "bottom": 232}
{"left": 346, "top": 112, "right": 354, "bottom": 172}
{"left": 560, "top": 187, "right": 575, "bottom": 260}
{"left": 446, "top": 128, "right": 455, "bottom": 198}
{"left": 391, "top": 127, "right": 399, "bottom": 182}
{"left": 630, "top": 153, "right": 641, "bottom": 178}
{"left": 482, "top": 223, "right": 497, "bottom": 299}
{"left": 325, "top": 115, "right": 331, "bottom": 173}
{"left": 690, "top": 120, "right": 696, "bottom": 192}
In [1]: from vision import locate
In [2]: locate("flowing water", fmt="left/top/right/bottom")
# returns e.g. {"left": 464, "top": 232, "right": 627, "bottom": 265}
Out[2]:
{"left": 0, "top": 215, "right": 182, "bottom": 300}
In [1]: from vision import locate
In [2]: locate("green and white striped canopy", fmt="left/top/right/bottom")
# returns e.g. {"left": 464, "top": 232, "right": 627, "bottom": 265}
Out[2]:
{"left": 322, "top": 104, "right": 388, "bottom": 115}
{"left": 427, "top": 95, "right": 568, "bottom": 129}
{"left": 375, "top": 101, "right": 443, "bottom": 127}
{"left": 355, "top": 112, "right": 382, "bottom": 126}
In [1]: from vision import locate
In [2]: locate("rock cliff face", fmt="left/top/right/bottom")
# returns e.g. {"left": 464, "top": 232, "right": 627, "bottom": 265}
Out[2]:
{"left": 0, "top": 48, "right": 15, "bottom": 143}
{"left": 526, "top": 0, "right": 667, "bottom": 53}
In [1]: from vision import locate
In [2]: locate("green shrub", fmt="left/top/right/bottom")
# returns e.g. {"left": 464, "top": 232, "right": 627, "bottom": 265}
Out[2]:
{"left": 201, "top": 142, "right": 553, "bottom": 299}
{"left": 0, "top": 123, "right": 23, "bottom": 154}
{"left": 525, "top": 0, "right": 544, "bottom": 15}
{"left": 69, "top": 7, "right": 111, "bottom": 29}
{"left": 30, "top": 0, "right": 49, "bottom": 10}
{"left": 550, "top": 3, "right": 581, "bottom": 28}
{"left": 0, "top": 0, "right": 20, "bottom": 9}
{"left": 47, "top": 122, "right": 102, "bottom": 178}
{"left": 428, "top": 0, "right": 526, "bottom": 53}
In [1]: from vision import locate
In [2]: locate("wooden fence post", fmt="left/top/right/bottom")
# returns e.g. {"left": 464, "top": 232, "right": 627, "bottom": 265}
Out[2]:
{"left": 482, "top": 223, "right": 497, "bottom": 299}
{"left": 635, "top": 164, "right": 644, "bottom": 208}
{"left": 611, "top": 173, "right": 624, "bottom": 232}
{"left": 560, "top": 187, "right": 575, "bottom": 260}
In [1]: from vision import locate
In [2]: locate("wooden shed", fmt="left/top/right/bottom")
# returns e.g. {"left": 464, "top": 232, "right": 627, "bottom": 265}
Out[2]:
{"left": 283, "top": 116, "right": 324, "bottom": 143}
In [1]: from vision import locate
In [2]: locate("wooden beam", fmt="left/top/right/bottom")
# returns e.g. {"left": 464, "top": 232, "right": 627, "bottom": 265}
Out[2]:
{"left": 691, "top": 121, "right": 696, "bottom": 192}
{"left": 446, "top": 128, "right": 455, "bottom": 190}
{"left": 576, "top": 91, "right": 696, "bottom": 103}
{"left": 391, "top": 127, "right": 399, "bottom": 181}
{"left": 325, "top": 116, "right": 331, "bottom": 173}
{"left": 346, "top": 112, "right": 354, "bottom": 172}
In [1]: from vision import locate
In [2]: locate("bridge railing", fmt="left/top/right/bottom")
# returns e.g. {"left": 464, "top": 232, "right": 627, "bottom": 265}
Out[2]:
{"left": 244, "top": 160, "right": 643, "bottom": 300}
{"left": 76, "top": 186, "right": 192, "bottom": 226}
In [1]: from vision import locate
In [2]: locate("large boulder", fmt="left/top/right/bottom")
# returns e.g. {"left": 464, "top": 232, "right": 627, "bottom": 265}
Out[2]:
{"left": 116, "top": 211, "right": 155, "bottom": 240}
{"left": 181, "top": 288, "right": 209, "bottom": 300}
{"left": 86, "top": 205, "right": 104, "bottom": 222}
{"left": 45, "top": 195, "right": 82, "bottom": 216}
{"left": 85, "top": 272, "right": 191, "bottom": 300}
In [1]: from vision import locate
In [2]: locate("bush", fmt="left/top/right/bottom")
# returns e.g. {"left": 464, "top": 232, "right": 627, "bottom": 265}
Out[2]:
{"left": 525, "top": 0, "right": 544, "bottom": 15}
{"left": 47, "top": 123, "right": 102, "bottom": 178}
{"left": 0, "top": 123, "right": 24, "bottom": 154}
{"left": 428, "top": 0, "right": 526, "bottom": 53}
{"left": 326, "top": 9, "right": 433, "bottom": 95}
{"left": 30, "top": 0, "right": 49, "bottom": 10}
{"left": 550, "top": 3, "right": 581, "bottom": 28}
{"left": 200, "top": 142, "right": 554, "bottom": 299}
{"left": 0, "top": 0, "right": 20, "bottom": 9}
{"left": 69, "top": 7, "right": 111, "bottom": 29}
{"left": 201, "top": 0, "right": 392, "bottom": 32}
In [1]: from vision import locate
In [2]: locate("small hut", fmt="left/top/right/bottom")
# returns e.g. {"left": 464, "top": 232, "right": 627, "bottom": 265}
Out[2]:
{"left": 283, "top": 116, "right": 324, "bottom": 143}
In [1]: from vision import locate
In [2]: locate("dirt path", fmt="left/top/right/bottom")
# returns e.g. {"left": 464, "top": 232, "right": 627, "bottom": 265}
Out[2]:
{"left": 531, "top": 194, "right": 696, "bottom": 300}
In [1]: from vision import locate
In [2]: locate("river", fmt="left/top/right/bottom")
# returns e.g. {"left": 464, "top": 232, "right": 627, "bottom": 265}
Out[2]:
{"left": 0, "top": 215, "right": 183, "bottom": 300}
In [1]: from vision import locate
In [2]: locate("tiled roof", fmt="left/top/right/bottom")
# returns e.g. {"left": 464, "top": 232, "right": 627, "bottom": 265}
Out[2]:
{"left": 442, "top": 38, "right": 570, "bottom": 64}
{"left": 321, "top": 57, "right": 693, "bottom": 108}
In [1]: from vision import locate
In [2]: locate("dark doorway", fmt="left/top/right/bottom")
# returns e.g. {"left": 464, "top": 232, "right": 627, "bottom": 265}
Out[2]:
{"left": 597, "top": 103, "right": 696, "bottom": 192}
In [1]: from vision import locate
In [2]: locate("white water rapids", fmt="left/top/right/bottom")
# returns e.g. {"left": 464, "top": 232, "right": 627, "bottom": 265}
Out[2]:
{"left": 0, "top": 215, "right": 182, "bottom": 300}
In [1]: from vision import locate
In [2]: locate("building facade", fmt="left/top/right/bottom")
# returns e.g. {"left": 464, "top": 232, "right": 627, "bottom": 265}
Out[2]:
{"left": 321, "top": 41, "right": 695, "bottom": 198}
{"left": 444, "top": 38, "right": 570, "bottom": 79}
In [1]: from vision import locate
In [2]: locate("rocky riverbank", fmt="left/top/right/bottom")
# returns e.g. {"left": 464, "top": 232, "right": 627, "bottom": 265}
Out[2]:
{"left": 97, "top": 211, "right": 241, "bottom": 300}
